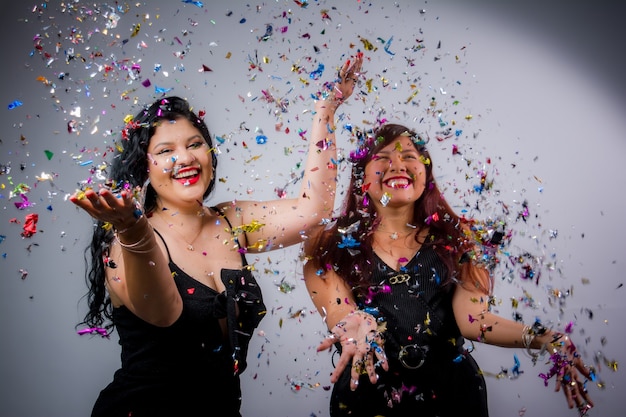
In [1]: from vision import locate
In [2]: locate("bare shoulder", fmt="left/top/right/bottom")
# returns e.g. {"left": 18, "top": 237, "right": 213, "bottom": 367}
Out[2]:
{"left": 212, "top": 199, "right": 284, "bottom": 228}
{"left": 210, "top": 202, "right": 240, "bottom": 223}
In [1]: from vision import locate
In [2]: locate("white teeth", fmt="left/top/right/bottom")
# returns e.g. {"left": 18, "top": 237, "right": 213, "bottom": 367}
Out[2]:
{"left": 386, "top": 178, "right": 409, "bottom": 188}
{"left": 173, "top": 169, "right": 198, "bottom": 179}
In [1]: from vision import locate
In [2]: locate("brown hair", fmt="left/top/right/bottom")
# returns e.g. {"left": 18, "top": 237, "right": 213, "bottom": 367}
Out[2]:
{"left": 308, "top": 123, "right": 491, "bottom": 295}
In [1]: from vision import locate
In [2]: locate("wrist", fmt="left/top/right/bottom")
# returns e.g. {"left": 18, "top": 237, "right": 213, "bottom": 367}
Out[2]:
{"left": 114, "top": 214, "right": 147, "bottom": 239}
{"left": 538, "top": 330, "right": 564, "bottom": 348}
{"left": 114, "top": 215, "right": 156, "bottom": 254}
{"left": 315, "top": 98, "right": 340, "bottom": 113}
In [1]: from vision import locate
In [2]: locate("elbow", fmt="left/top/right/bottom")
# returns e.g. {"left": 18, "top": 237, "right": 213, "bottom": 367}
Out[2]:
{"left": 459, "top": 325, "right": 478, "bottom": 341}
{"left": 454, "top": 311, "right": 481, "bottom": 342}
{"left": 139, "top": 294, "right": 183, "bottom": 328}
{"left": 151, "top": 311, "right": 180, "bottom": 328}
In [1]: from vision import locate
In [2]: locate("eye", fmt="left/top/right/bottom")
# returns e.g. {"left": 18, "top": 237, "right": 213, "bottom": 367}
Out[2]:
{"left": 188, "top": 141, "right": 204, "bottom": 149}
{"left": 155, "top": 148, "right": 172, "bottom": 155}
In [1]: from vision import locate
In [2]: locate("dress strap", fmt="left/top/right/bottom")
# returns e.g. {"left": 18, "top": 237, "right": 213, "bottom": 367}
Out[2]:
{"left": 211, "top": 206, "right": 248, "bottom": 265}
{"left": 152, "top": 228, "right": 172, "bottom": 263}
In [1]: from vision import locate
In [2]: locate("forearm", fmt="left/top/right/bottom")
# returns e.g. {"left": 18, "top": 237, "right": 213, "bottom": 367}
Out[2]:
{"left": 296, "top": 53, "right": 363, "bottom": 224}
{"left": 114, "top": 216, "right": 182, "bottom": 326}
{"left": 456, "top": 302, "right": 569, "bottom": 355}
{"left": 453, "top": 283, "right": 549, "bottom": 348}
{"left": 294, "top": 99, "right": 341, "bottom": 223}
{"left": 458, "top": 308, "right": 532, "bottom": 348}
{"left": 303, "top": 263, "right": 356, "bottom": 329}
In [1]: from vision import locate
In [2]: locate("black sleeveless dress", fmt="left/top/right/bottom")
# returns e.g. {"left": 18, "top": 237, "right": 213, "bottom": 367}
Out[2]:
{"left": 330, "top": 247, "right": 489, "bottom": 417}
{"left": 91, "top": 213, "right": 266, "bottom": 417}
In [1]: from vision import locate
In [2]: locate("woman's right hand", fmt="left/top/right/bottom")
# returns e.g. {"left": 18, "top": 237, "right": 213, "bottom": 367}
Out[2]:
{"left": 317, "top": 310, "right": 388, "bottom": 390}
{"left": 69, "top": 187, "right": 140, "bottom": 232}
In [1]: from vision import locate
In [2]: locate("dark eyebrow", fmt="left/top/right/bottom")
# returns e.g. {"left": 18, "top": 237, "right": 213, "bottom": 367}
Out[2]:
{"left": 152, "top": 134, "right": 204, "bottom": 147}
{"left": 375, "top": 148, "right": 419, "bottom": 155}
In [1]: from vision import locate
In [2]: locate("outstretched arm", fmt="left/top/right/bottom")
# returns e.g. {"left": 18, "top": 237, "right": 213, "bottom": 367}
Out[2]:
{"left": 232, "top": 53, "right": 364, "bottom": 251}
{"left": 452, "top": 276, "right": 594, "bottom": 414}
{"left": 70, "top": 187, "right": 182, "bottom": 326}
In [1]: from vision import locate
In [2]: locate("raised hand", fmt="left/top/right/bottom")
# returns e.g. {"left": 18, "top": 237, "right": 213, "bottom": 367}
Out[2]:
{"left": 332, "top": 51, "right": 364, "bottom": 105}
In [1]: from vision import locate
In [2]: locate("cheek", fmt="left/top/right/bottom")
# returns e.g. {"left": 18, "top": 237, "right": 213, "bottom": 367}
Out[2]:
{"left": 413, "top": 167, "right": 427, "bottom": 183}
{"left": 146, "top": 160, "right": 172, "bottom": 181}
{"left": 146, "top": 153, "right": 177, "bottom": 173}
{"left": 363, "top": 173, "right": 382, "bottom": 188}
{"left": 364, "top": 165, "right": 384, "bottom": 179}
{"left": 415, "top": 171, "right": 425, "bottom": 185}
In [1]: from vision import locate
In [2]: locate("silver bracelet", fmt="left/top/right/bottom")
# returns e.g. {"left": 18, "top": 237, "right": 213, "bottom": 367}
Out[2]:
{"left": 113, "top": 214, "right": 144, "bottom": 235}
{"left": 114, "top": 218, "right": 156, "bottom": 254}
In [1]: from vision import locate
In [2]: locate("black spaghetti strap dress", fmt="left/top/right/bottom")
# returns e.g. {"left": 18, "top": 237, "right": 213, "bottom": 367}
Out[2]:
{"left": 329, "top": 247, "right": 489, "bottom": 417}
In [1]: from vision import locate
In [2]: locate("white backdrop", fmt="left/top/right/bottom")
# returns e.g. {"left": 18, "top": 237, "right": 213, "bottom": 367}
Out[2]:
{"left": 0, "top": 1, "right": 624, "bottom": 416}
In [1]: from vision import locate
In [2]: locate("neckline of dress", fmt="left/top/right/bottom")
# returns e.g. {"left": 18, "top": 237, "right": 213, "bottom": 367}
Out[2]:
{"left": 373, "top": 248, "right": 421, "bottom": 272}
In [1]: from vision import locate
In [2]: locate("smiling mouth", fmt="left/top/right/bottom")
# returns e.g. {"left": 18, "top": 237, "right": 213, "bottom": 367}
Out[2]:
{"left": 384, "top": 178, "right": 411, "bottom": 189}
{"left": 171, "top": 167, "right": 201, "bottom": 186}
{"left": 172, "top": 166, "right": 200, "bottom": 179}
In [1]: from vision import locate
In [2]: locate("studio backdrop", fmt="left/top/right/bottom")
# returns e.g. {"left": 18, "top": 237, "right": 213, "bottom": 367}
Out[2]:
{"left": 0, "top": 1, "right": 624, "bottom": 416}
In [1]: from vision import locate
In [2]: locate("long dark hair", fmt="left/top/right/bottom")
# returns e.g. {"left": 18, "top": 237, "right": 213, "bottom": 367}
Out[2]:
{"left": 77, "top": 96, "right": 218, "bottom": 332}
{"left": 309, "top": 123, "right": 480, "bottom": 296}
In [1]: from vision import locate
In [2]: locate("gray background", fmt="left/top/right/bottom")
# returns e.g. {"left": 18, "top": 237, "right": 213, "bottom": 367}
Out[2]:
{"left": 0, "top": 1, "right": 624, "bottom": 416}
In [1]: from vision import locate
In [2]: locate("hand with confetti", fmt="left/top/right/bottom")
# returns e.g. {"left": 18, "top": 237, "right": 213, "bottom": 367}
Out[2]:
{"left": 318, "top": 310, "right": 389, "bottom": 391}
{"left": 543, "top": 334, "right": 595, "bottom": 414}
{"left": 323, "top": 51, "right": 364, "bottom": 107}
{"left": 70, "top": 183, "right": 143, "bottom": 234}
{"left": 67, "top": 56, "right": 358, "bottom": 413}
{"left": 303, "top": 121, "right": 600, "bottom": 416}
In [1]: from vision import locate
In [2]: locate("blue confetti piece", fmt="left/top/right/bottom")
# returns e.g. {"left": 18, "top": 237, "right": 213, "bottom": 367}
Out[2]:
{"left": 8, "top": 100, "right": 23, "bottom": 110}
{"left": 309, "top": 63, "right": 325, "bottom": 80}
{"left": 182, "top": 0, "right": 203, "bottom": 7}
{"left": 383, "top": 36, "right": 395, "bottom": 55}
{"left": 155, "top": 85, "right": 173, "bottom": 94}
{"left": 338, "top": 234, "right": 360, "bottom": 249}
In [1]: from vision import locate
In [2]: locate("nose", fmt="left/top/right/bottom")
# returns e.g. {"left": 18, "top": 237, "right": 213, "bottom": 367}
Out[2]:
{"left": 388, "top": 153, "right": 406, "bottom": 172}
{"left": 174, "top": 148, "right": 197, "bottom": 165}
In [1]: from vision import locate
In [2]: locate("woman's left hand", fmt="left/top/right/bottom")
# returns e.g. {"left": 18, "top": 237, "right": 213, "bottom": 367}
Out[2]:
{"left": 319, "top": 52, "right": 363, "bottom": 109}
{"left": 333, "top": 52, "right": 363, "bottom": 104}
{"left": 318, "top": 310, "right": 388, "bottom": 391}
{"left": 552, "top": 336, "right": 594, "bottom": 415}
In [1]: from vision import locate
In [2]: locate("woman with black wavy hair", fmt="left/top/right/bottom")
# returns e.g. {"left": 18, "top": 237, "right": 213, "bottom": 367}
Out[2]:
{"left": 70, "top": 53, "right": 362, "bottom": 417}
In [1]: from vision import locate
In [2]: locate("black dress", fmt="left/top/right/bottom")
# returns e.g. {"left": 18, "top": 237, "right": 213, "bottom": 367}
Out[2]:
{"left": 330, "top": 247, "right": 489, "bottom": 417}
{"left": 91, "top": 217, "right": 266, "bottom": 417}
